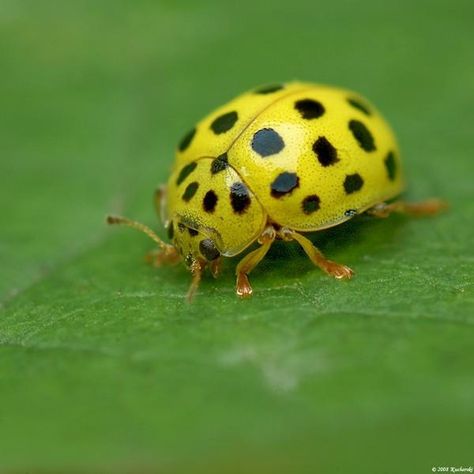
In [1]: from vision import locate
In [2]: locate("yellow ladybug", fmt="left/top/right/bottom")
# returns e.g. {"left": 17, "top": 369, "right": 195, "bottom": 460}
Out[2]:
{"left": 108, "top": 82, "right": 444, "bottom": 300}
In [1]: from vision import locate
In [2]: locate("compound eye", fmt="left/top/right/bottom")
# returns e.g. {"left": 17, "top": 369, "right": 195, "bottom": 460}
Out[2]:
{"left": 199, "top": 239, "right": 220, "bottom": 261}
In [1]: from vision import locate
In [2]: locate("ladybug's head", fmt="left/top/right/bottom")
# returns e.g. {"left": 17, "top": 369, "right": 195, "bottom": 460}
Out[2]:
{"left": 167, "top": 218, "right": 221, "bottom": 268}
{"left": 107, "top": 214, "right": 221, "bottom": 302}
{"left": 166, "top": 216, "right": 222, "bottom": 300}
{"left": 156, "top": 183, "right": 221, "bottom": 268}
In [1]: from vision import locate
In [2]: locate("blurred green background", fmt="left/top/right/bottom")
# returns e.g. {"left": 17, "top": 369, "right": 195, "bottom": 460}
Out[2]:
{"left": 1, "top": 0, "right": 473, "bottom": 472}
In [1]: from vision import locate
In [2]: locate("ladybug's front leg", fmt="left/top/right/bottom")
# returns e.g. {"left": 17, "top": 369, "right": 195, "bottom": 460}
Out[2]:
{"left": 209, "top": 258, "right": 222, "bottom": 279}
{"left": 366, "top": 199, "right": 446, "bottom": 218}
{"left": 107, "top": 215, "right": 180, "bottom": 267}
{"left": 146, "top": 246, "right": 181, "bottom": 267}
{"left": 186, "top": 258, "right": 206, "bottom": 302}
{"left": 235, "top": 226, "right": 276, "bottom": 298}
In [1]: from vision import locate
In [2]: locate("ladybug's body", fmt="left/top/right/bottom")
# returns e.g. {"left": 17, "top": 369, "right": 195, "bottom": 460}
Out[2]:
{"left": 167, "top": 82, "right": 403, "bottom": 259}
{"left": 108, "top": 82, "right": 443, "bottom": 300}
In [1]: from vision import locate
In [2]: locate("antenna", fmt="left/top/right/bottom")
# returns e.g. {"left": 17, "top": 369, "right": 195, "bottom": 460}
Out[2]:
{"left": 106, "top": 215, "right": 173, "bottom": 251}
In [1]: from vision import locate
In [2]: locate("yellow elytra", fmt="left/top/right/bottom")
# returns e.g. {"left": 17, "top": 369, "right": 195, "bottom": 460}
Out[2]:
{"left": 108, "top": 82, "right": 444, "bottom": 300}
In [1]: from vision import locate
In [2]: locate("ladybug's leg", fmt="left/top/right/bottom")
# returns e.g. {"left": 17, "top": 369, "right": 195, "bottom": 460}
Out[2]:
{"left": 186, "top": 258, "right": 206, "bottom": 302}
{"left": 210, "top": 258, "right": 222, "bottom": 279}
{"left": 285, "top": 230, "right": 353, "bottom": 280}
{"left": 235, "top": 226, "right": 276, "bottom": 298}
{"left": 154, "top": 185, "right": 168, "bottom": 225}
{"left": 146, "top": 247, "right": 181, "bottom": 267}
{"left": 366, "top": 199, "right": 446, "bottom": 218}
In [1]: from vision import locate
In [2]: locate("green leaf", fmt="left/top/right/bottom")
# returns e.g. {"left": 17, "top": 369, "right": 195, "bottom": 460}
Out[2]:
{"left": 1, "top": 1, "right": 473, "bottom": 472}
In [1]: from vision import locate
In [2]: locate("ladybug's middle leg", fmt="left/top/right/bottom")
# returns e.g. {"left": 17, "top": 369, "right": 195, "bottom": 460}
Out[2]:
{"left": 284, "top": 229, "right": 354, "bottom": 280}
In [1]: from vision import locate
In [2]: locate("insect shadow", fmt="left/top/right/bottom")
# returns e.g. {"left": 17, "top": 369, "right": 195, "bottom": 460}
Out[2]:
{"left": 240, "top": 214, "right": 409, "bottom": 281}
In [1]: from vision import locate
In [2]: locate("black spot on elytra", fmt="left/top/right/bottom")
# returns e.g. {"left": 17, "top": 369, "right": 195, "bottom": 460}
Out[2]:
{"left": 349, "top": 119, "right": 376, "bottom": 152}
{"left": 199, "top": 239, "right": 220, "bottom": 261}
{"left": 203, "top": 190, "right": 218, "bottom": 213}
{"left": 313, "top": 136, "right": 339, "bottom": 167}
{"left": 295, "top": 99, "right": 325, "bottom": 119}
{"left": 344, "top": 209, "right": 357, "bottom": 217}
{"left": 210, "top": 111, "right": 238, "bottom": 134}
{"left": 176, "top": 161, "right": 197, "bottom": 185}
{"left": 230, "top": 182, "right": 251, "bottom": 214}
{"left": 344, "top": 173, "right": 364, "bottom": 194}
{"left": 302, "top": 195, "right": 320, "bottom": 214}
{"left": 254, "top": 84, "right": 284, "bottom": 94}
{"left": 252, "top": 128, "right": 285, "bottom": 157}
{"left": 384, "top": 151, "right": 397, "bottom": 181}
{"left": 188, "top": 227, "right": 199, "bottom": 237}
{"left": 210, "top": 153, "right": 229, "bottom": 174}
{"left": 347, "top": 97, "right": 371, "bottom": 116}
{"left": 178, "top": 128, "right": 196, "bottom": 152}
{"left": 182, "top": 181, "right": 199, "bottom": 202}
{"left": 271, "top": 172, "right": 300, "bottom": 198}
{"left": 167, "top": 221, "right": 174, "bottom": 240}
{"left": 178, "top": 222, "right": 186, "bottom": 233}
